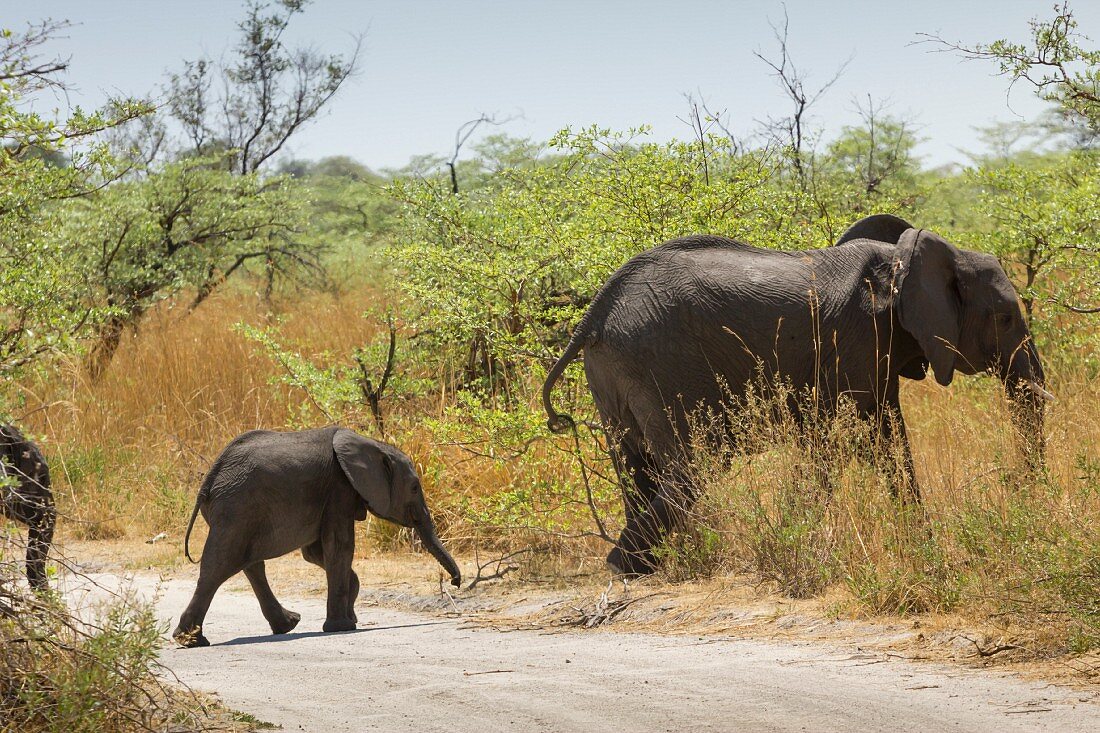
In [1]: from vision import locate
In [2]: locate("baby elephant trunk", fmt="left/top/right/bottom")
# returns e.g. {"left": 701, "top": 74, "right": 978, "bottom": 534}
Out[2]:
{"left": 415, "top": 518, "right": 461, "bottom": 587}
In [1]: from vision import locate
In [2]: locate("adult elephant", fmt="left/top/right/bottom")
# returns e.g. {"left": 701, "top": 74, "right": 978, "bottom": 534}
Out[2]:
{"left": 0, "top": 424, "right": 55, "bottom": 591}
{"left": 173, "top": 426, "right": 461, "bottom": 647}
{"left": 542, "top": 215, "right": 1051, "bottom": 576}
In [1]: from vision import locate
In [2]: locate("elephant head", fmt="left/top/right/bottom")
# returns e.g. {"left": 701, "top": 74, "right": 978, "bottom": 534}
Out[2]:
{"left": 890, "top": 227, "right": 1051, "bottom": 462}
{"left": 332, "top": 429, "right": 462, "bottom": 586}
{"left": 837, "top": 215, "right": 1051, "bottom": 438}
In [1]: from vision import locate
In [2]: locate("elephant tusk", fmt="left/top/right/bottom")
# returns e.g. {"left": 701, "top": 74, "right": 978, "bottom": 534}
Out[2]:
{"left": 1028, "top": 381, "right": 1055, "bottom": 402}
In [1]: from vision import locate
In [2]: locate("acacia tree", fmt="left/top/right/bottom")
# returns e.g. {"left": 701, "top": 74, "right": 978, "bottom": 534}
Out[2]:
{"left": 168, "top": 0, "right": 361, "bottom": 174}
{"left": 935, "top": 3, "right": 1099, "bottom": 350}
{"left": 0, "top": 21, "right": 149, "bottom": 380}
{"left": 75, "top": 0, "right": 360, "bottom": 376}
{"left": 70, "top": 156, "right": 306, "bottom": 378}
{"left": 928, "top": 2, "right": 1098, "bottom": 140}
{"left": 165, "top": 0, "right": 360, "bottom": 303}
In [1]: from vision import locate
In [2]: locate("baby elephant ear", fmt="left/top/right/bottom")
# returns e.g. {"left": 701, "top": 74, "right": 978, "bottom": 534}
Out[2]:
{"left": 332, "top": 429, "right": 392, "bottom": 517}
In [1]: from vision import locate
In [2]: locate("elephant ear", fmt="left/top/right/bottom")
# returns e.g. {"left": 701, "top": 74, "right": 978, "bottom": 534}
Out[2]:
{"left": 332, "top": 428, "right": 392, "bottom": 517}
{"left": 835, "top": 213, "right": 915, "bottom": 246}
{"left": 896, "top": 228, "right": 961, "bottom": 386}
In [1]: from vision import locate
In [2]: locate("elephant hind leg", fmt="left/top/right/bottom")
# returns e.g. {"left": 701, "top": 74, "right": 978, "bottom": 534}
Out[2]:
{"left": 25, "top": 502, "right": 55, "bottom": 591}
{"left": 607, "top": 446, "right": 698, "bottom": 577}
{"left": 173, "top": 533, "right": 243, "bottom": 647}
{"left": 243, "top": 561, "right": 300, "bottom": 635}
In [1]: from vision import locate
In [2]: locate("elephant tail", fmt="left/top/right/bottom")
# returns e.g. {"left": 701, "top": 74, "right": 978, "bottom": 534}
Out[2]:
{"left": 183, "top": 478, "right": 210, "bottom": 564}
{"left": 542, "top": 325, "right": 590, "bottom": 434}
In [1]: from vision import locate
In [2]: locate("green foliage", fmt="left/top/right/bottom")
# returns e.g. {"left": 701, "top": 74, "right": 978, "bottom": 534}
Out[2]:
{"left": 812, "top": 108, "right": 923, "bottom": 225}
{"left": 388, "top": 126, "right": 804, "bottom": 392}
{"left": 63, "top": 154, "right": 312, "bottom": 377}
{"left": 0, "top": 21, "right": 151, "bottom": 379}
{"left": 949, "top": 474, "right": 1100, "bottom": 648}
{"left": 70, "top": 155, "right": 307, "bottom": 311}
{"left": 279, "top": 156, "right": 400, "bottom": 281}
{"left": 237, "top": 321, "right": 362, "bottom": 422}
{"left": 963, "top": 3, "right": 1099, "bottom": 140}
{"left": 966, "top": 150, "right": 1100, "bottom": 361}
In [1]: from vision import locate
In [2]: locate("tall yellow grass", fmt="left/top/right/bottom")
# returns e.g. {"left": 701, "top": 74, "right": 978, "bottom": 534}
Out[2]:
{"left": 18, "top": 289, "right": 383, "bottom": 539}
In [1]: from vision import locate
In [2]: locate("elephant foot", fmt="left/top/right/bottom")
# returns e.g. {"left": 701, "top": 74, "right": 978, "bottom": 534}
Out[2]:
{"left": 323, "top": 617, "right": 357, "bottom": 633}
{"left": 173, "top": 625, "right": 210, "bottom": 648}
{"left": 269, "top": 609, "right": 301, "bottom": 635}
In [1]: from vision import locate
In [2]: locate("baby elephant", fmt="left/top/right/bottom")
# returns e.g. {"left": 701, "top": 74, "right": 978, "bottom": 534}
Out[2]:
{"left": 0, "top": 424, "right": 55, "bottom": 591}
{"left": 173, "top": 426, "right": 461, "bottom": 647}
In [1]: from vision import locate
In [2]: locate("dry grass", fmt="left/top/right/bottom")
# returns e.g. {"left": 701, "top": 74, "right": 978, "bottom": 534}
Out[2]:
{"left": 17, "top": 288, "right": 384, "bottom": 541}
{"left": 8, "top": 286, "right": 1099, "bottom": 656}
{"left": 657, "top": 367, "right": 1099, "bottom": 652}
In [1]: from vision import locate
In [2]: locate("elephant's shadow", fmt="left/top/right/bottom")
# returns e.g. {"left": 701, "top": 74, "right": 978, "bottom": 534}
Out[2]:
{"left": 214, "top": 620, "right": 448, "bottom": 647}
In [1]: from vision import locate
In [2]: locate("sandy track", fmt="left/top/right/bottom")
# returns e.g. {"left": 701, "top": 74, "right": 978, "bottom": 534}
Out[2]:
{"left": 76, "top": 574, "right": 1100, "bottom": 732}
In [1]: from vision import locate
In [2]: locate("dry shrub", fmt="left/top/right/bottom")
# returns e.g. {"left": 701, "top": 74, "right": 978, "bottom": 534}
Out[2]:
{"left": 655, "top": 366, "right": 1099, "bottom": 648}
{"left": 0, "top": 547, "right": 220, "bottom": 732}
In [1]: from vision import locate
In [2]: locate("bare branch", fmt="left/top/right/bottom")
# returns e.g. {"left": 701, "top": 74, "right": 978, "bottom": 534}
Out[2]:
{"left": 446, "top": 113, "right": 517, "bottom": 193}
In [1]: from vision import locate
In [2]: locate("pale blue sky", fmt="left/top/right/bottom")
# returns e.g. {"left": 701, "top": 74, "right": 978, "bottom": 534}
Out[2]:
{"left": 15, "top": 1, "right": 1099, "bottom": 170}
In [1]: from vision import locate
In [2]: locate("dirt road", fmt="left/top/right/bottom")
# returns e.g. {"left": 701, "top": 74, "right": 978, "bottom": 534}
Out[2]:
{"left": 83, "top": 574, "right": 1100, "bottom": 732}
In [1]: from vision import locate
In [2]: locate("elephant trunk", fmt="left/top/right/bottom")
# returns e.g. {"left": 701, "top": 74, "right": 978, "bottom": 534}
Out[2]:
{"left": 1003, "top": 340, "right": 1049, "bottom": 471}
{"left": 415, "top": 519, "right": 461, "bottom": 587}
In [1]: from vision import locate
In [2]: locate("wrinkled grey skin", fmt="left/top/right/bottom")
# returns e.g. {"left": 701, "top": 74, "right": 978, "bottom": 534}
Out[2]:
{"left": 0, "top": 424, "right": 54, "bottom": 591}
{"left": 173, "top": 426, "right": 460, "bottom": 647}
{"left": 543, "top": 215, "right": 1049, "bottom": 576}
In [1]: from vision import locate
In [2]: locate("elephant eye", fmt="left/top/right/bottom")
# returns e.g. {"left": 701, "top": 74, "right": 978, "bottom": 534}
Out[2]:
{"left": 994, "top": 312, "right": 1013, "bottom": 328}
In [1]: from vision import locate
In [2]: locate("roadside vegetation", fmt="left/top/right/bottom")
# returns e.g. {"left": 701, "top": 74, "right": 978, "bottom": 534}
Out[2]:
{"left": 1, "top": 2, "right": 1098, "bottom": 726}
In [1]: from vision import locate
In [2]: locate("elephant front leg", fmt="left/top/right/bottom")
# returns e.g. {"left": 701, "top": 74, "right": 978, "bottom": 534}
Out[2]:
{"left": 303, "top": 540, "right": 358, "bottom": 624}
{"left": 320, "top": 520, "right": 357, "bottom": 633}
{"left": 243, "top": 561, "right": 301, "bottom": 635}
{"left": 873, "top": 401, "right": 921, "bottom": 502}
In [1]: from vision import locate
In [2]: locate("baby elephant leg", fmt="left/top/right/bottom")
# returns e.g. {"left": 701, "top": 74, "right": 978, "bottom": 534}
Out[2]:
{"left": 320, "top": 520, "right": 357, "bottom": 633}
{"left": 173, "top": 534, "right": 244, "bottom": 647}
{"left": 243, "top": 561, "right": 300, "bottom": 635}
{"left": 303, "top": 540, "right": 358, "bottom": 625}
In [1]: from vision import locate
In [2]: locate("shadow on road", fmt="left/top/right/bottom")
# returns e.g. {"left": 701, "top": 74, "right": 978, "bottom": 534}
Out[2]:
{"left": 217, "top": 620, "right": 450, "bottom": 646}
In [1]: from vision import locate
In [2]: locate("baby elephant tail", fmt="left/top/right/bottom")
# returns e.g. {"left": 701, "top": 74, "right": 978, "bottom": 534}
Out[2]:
{"left": 183, "top": 478, "right": 211, "bottom": 564}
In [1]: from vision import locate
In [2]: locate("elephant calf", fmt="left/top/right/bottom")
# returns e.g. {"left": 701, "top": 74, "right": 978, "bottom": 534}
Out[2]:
{"left": 0, "top": 424, "right": 55, "bottom": 591}
{"left": 173, "top": 426, "right": 461, "bottom": 648}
